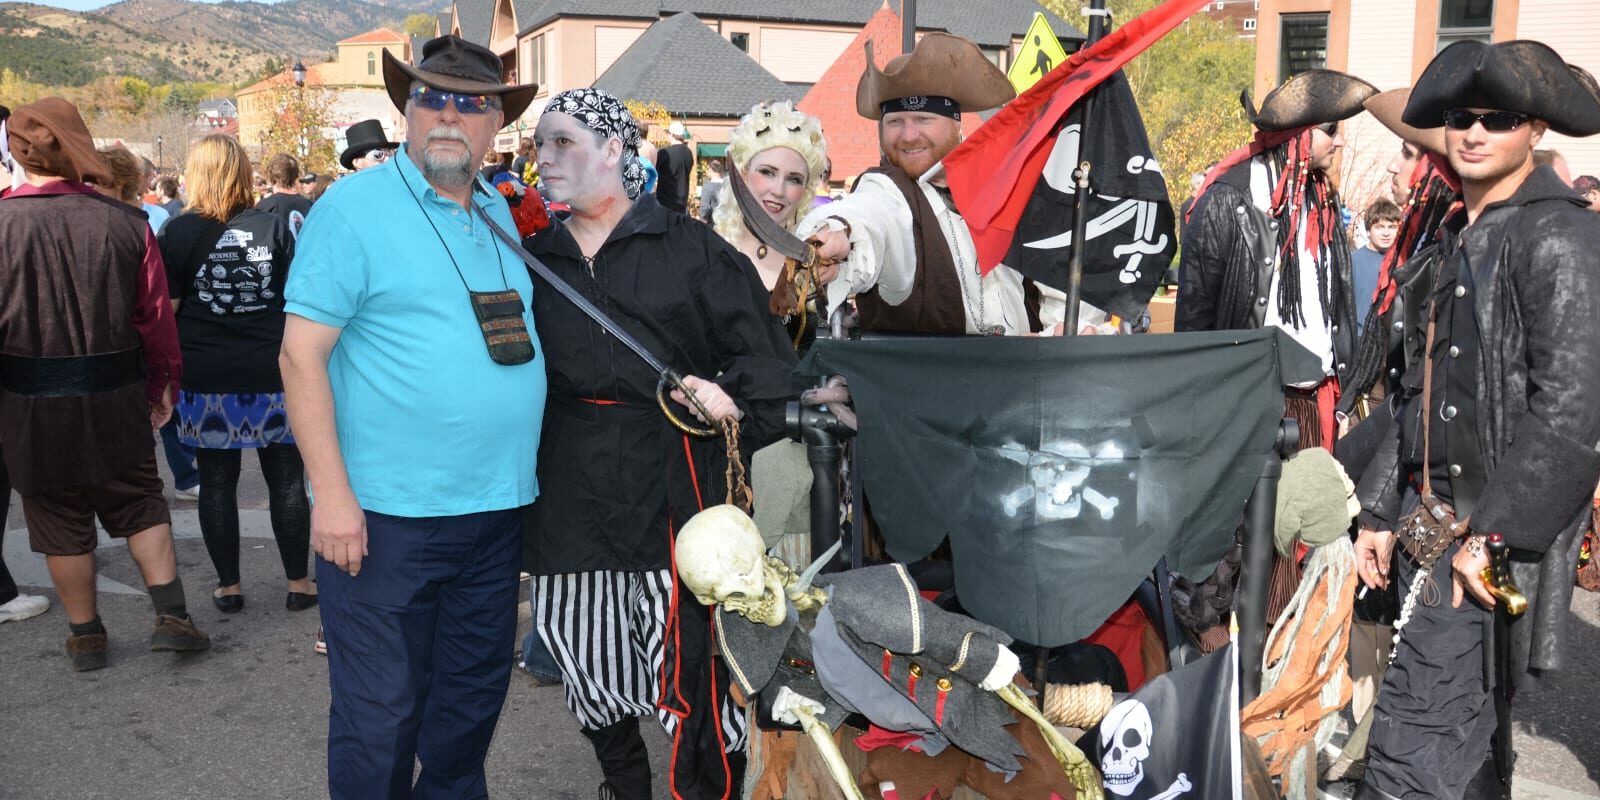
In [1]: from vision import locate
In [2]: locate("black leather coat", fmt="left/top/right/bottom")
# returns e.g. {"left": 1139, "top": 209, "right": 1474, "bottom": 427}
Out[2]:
{"left": 1176, "top": 159, "right": 1358, "bottom": 388}
{"left": 1355, "top": 166, "right": 1600, "bottom": 684}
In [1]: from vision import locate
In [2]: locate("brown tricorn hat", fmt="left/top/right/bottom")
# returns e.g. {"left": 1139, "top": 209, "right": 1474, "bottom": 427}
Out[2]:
{"left": 383, "top": 35, "right": 539, "bottom": 122}
{"left": 1403, "top": 40, "right": 1600, "bottom": 137}
{"left": 5, "top": 97, "right": 111, "bottom": 185}
{"left": 1243, "top": 69, "right": 1377, "bottom": 131}
{"left": 855, "top": 32, "right": 1015, "bottom": 120}
{"left": 1364, "top": 88, "right": 1447, "bottom": 156}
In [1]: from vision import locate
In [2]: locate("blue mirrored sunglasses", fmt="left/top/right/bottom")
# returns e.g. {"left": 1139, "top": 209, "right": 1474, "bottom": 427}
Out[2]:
{"left": 409, "top": 87, "right": 497, "bottom": 114}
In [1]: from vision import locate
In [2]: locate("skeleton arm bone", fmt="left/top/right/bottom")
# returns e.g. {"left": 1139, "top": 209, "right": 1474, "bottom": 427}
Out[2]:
{"left": 995, "top": 682, "right": 1104, "bottom": 800}
{"left": 773, "top": 687, "right": 867, "bottom": 800}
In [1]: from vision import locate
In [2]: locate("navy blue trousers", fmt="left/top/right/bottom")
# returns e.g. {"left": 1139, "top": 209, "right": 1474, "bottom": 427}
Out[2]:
{"left": 319, "top": 507, "right": 523, "bottom": 800}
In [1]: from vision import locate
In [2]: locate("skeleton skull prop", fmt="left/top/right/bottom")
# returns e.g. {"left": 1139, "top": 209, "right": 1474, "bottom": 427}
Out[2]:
{"left": 1100, "top": 698, "right": 1152, "bottom": 797}
{"left": 675, "top": 504, "right": 787, "bottom": 626}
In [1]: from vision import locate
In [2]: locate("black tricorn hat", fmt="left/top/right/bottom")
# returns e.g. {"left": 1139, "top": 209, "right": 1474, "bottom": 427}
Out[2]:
{"left": 339, "top": 119, "right": 398, "bottom": 170}
{"left": 382, "top": 35, "right": 538, "bottom": 122}
{"left": 1403, "top": 40, "right": 1600, "bottom": 137}
{"left": 1243, "top": 69, "right": 1377, "bottom": 131}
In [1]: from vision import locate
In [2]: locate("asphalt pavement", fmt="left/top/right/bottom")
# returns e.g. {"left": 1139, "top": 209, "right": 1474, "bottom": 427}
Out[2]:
{"left": 0, "top": 452, "right": 1594, "bottom": 799}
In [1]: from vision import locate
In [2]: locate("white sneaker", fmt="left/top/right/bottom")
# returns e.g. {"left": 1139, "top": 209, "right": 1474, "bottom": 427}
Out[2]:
{"left": 0, "top": 593, "right": 50, "bottom": 623}
{"left": 174, "top": 485, "right": 201, "bottom": 501}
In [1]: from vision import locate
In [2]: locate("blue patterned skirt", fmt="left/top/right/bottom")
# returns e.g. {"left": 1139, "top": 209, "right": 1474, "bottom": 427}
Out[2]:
{"left": 174, "top": 391, "right": 295, "bottom": 449}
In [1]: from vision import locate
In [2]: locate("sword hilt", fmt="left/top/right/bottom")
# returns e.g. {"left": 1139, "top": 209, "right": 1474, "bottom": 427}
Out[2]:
{"left": 1478, "top": 533, "right": 1528, "bottom": 617}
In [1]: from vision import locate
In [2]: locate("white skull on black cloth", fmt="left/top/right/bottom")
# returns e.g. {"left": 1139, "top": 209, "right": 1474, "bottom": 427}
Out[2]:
{"left": 1100, "top": 698, "right": 1152, "bottom": 797}
{"left": 674, "top": 504, "right": 788, "bottom": 626}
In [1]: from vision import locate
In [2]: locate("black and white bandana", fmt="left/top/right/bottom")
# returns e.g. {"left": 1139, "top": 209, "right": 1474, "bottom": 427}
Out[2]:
{"left": 543, "top": 88, "right": 646, "bottom": 199}
{"left": 880, "top": 95, "right": 961, "bottom": 120}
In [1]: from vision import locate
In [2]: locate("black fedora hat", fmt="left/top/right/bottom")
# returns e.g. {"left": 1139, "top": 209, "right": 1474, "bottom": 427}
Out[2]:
{"left": 1403, "top": 40, "right": 1600, "bottom": 137}
{"left": 339, "top": 119, "right": 398, "bottom": 170}
{"left": 1244, "top": 69, "right": 1377, "bottom": 131}
{"left": 382, "top": 35, "right": 538, "bottom": 122}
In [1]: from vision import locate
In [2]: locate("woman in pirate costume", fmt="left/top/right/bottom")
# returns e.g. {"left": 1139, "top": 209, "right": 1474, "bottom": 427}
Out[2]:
{"left": 706, "top": 103, "right": 830, "bottom": 572}
{"left": 1177, "top": 69, "right": 1377, "bottom": 451}
{"left": 711, "top": 101, "right": 830, "bottom": 354}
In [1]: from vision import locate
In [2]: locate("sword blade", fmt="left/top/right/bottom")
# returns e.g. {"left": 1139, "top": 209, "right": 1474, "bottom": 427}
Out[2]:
{"left": 727, "top": 158, "right": 814, "bottom": 264}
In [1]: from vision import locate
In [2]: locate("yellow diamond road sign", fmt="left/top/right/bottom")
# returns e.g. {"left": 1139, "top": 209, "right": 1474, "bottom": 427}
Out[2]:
{"left": 1008, "top": 12, "right": 1068, "bottom": 94}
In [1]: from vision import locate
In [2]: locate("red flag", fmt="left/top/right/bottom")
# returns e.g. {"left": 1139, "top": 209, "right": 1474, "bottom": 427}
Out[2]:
{"left": 944, "top": 0, "right": 1213, "bottom": 272}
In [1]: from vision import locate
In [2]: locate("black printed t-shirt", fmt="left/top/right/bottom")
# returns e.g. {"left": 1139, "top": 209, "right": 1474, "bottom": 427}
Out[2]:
{"left": 159, "top": 208, "right": 295, "bottom": 393}
{"left": 255, "top": 191, "right": 312, "bottom": 239}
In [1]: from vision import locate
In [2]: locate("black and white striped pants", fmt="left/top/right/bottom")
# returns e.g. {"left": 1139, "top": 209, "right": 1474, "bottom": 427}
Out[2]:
{"left": 532, "top": 569, "right": 746, "bottom": 751}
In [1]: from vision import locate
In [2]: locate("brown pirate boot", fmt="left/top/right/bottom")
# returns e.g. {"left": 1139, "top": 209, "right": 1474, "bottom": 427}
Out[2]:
{"left": 65, "top": 632, "right": 108, "bottom": 671}
{"left": 149, "top": 614, "right": 211, "bottom": 652}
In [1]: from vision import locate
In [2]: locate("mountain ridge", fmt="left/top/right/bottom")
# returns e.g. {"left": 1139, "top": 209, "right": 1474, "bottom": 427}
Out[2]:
{"left": 0, "top": 0, "right": 442, "bottom": 87}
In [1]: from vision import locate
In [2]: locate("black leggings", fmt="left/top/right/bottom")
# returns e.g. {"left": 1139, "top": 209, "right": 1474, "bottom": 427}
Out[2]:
{"left": 196, "top": 444, "right": 310, "bottom": 587}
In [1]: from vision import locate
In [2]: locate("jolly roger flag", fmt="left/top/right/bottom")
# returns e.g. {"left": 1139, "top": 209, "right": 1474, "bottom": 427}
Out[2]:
{"left": 798, "top": 329, "right": 1322, "bottom": 648}
{"left": 1005, "top": 71, "right": 1178, "bottom": 320}
{"left": 944, "top": 0, "right": 1209, "bottom": 317}
{"left": 1081, "top": 642, "right": 1242, "bottom": 800}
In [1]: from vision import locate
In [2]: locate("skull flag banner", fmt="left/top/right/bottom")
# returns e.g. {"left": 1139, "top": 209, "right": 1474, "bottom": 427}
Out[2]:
{"left": 1002, "top": 71, "right": 1178, "bottom": 320}
{"left": 1082, "top": 642, "right": 1241, "bottom": 799}
{"left": 944, "top": 0, "right": 1211, "bottom": 273}
{"left": 799, "top": 329, "right": 1321, "bottom": 648}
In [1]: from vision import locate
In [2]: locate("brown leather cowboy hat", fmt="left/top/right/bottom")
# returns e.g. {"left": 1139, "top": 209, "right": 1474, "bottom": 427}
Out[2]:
{"left": 1244, "top": 69, "right": 1377, "bottom": 131}
{"left": 856, "top": 32, "right": 1015, "bottom": 120}
{"left": 1403, "top": 40, "right": 1600, "bottom": 137}
{"left": 1364, "top": 88, "right": 1446, "bottom": 156}
{"left": 382, "top": 35, "right": 538, "bottom": 122}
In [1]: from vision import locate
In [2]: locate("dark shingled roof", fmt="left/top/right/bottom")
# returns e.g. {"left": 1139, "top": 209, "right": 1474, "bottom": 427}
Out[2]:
{"left": 497, "top": 0, "right": 1083, "bottom": 46}
{"left": 593, "top": 12, "right": 802, "bottom": 118}
{"left": 452, "top": 0, "right": 495, "bottom": 46}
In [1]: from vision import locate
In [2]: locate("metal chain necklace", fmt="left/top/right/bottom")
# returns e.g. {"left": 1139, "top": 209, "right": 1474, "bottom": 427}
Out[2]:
{"left": 939, "top": 207, "right": 1003, "bottom": 335}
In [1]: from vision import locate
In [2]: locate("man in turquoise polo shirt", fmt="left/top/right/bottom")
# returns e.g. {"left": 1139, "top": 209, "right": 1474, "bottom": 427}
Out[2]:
{"left": 279, "top": 36, "right": 543, "bottom": 800}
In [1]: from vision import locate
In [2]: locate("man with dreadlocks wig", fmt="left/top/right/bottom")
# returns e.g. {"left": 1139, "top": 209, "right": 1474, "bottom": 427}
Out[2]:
{"left": 1178, "top": 70, "right": 1377, "bottom": 452}
{"left": 1334, "top": 88, "right": 1462, "bottom": 483}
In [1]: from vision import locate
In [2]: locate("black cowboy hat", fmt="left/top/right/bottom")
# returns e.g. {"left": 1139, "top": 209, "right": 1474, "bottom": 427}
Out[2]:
{"left": 1403, "top": 40, "right": 1600, "bottom": 137}
{"left": 339, "top": 119, "right": 398, "bottom": 170}
{"left": 382, "top": 35, "right": 538, "bottom": 122}
{"left": 1243, "top": 69, "right": 1377, "bottom": 131}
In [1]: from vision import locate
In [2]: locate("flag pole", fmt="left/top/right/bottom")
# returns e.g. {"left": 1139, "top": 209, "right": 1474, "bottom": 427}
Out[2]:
{"left": 1062, "top": 0, "right": 1110, "bottom": 336}
{"left": 1036, "top": 0, "right": 1113, "bottom": 713}
{"left": 902, "top": 0, "right": 917, "bottom": 55}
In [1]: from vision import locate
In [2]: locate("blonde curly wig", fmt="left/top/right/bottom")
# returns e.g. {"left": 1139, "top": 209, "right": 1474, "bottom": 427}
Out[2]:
{"left": 712, "top": 101, "right": 828, "bottom": 245}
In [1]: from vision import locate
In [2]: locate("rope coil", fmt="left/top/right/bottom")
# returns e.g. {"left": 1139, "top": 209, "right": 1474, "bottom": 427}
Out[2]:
{"left": 1042, "top": 682, "right": 1115, "bottom": 729}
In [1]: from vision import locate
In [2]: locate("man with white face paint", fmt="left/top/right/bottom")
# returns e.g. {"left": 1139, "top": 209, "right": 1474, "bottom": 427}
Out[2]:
{"left": 281, "top": 36, "right": 545, "bottom": 799}
{"left": 522, "top": 88, "right": 797, "bottom": 800}
{"left": 800, "top": 33, "right": 1067, "bottom": 336}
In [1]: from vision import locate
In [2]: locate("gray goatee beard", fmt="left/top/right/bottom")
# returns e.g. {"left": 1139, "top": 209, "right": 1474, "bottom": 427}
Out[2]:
{"left": 420, "top": 127, "right": 475, "bottom": 188}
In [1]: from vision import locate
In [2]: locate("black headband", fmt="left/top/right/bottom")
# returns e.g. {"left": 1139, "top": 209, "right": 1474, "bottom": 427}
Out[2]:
{"left": 880, "top": 96, "right": 961, "bottom": 120}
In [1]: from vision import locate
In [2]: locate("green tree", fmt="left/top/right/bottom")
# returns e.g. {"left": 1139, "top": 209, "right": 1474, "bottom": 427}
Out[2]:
{"left": 404, "top": 12, "right": 438, "bottom": 39}
{"left": 1039, "top": 0, "right": 1254, "bottom": 213}
{"left": 257, "top": 83, "right": 338, "bottom": 177}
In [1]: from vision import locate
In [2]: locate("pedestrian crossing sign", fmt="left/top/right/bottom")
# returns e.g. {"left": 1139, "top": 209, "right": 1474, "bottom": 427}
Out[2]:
{"left": 1008, "top": 12, "right": 1069, "bottom": 94}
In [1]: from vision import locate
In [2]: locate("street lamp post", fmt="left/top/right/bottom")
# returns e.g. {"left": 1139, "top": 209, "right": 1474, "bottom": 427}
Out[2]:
{"left": 291, "top": 60, "right": 307, "bottom": 159}
{"left": 156, "top": 136, "right": 163, "bottom": 174}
